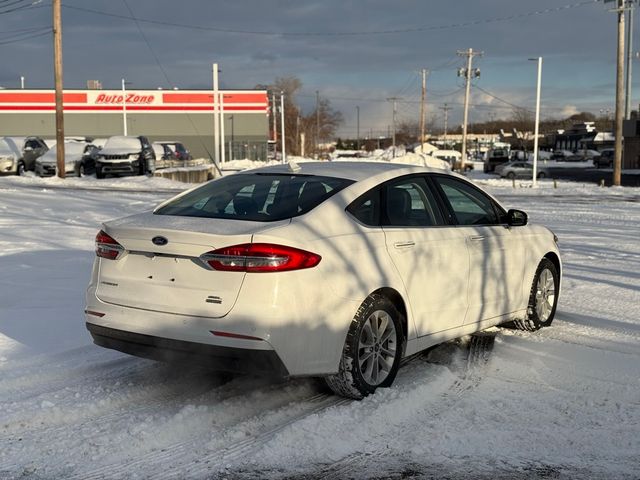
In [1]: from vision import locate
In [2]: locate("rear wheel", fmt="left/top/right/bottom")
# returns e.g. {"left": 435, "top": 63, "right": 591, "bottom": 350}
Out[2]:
{"left": 513, "top": 258, "right": 559, "bottom": 331}
{"left": 324, "top": 294, "right": 404, "bottom": 399}
{"left": 537, "top": 171, "right": 546, "bottom": 179}
{"left": 507, "top": 171, "right": 516, "bottom": 179}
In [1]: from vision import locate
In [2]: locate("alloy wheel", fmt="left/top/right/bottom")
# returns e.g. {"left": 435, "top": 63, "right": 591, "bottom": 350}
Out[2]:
{"left": 358, "top": 310, "right": 397, "bottom": 386}
{"left": 535, "top": 268, "right": 556, "bottom": 322}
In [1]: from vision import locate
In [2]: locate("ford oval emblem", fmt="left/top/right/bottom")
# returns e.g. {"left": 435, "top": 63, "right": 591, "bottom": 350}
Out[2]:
{"left": 152, "top": 236, "right": 168, "bottom": 246}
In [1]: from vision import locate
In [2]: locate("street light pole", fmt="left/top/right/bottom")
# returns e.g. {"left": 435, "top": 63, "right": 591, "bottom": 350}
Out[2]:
{"left": 280, "top": 91, "right": 286, "bottom": 164}
{"left": 229, "top": 115, "right": 234, "bottom": 161}
{"left": 530, "top": 57, "right": 543, "bottom": 187}
{"left": 121, "top": 78, "right": 128, "bottom": 136}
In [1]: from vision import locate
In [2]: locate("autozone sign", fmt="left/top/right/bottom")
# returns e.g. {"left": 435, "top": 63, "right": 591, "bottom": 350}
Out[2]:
{"left": 0, "top": 90, "right": 268, "bottom": 113}
{"left": 94, "top": 93, "right": 156, "bottom": 105}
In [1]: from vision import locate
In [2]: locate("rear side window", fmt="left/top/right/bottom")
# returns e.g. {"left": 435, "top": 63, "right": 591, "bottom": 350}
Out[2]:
{"left": 433, "top": 176, "right": 502, "bottom": 226}
{"left": 155, "top": 173, "right": 353, "bottom": 222}
{"left": 346, "top": 176, "right": 443, "bottom": 227}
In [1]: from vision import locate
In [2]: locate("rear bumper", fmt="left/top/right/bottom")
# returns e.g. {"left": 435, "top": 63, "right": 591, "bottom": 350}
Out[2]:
{"left": 86, "top": 322, "right": 289, "bottom": 376}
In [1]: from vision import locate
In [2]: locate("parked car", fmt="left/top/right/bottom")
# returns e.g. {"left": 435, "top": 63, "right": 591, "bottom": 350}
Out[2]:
{"left": 152, "top": 142, "right": 177, "bottom": 169}
{"left": 484, "top": 147, "right": 510, "bottom": 172}
{"left": 0, "top": 136, "right": 48, "bottom": 175}
{"left": 35, "top": 141, "right": 100, "bottom": 177}
{"left": 594, "top": 149, "right": 614, "bottom": 168}
{"left": 85, "top": 162, "right": 561, "bottom": 399}
{"left": 94, "top": 136, "right": 155, "bottom": 178}
{"left": 499, "top": 161, "right": 550, "bottom": 179}
{"left": 0, "top": 137, "right": 22, "bottom": 175}
{"left": 156, "top": 141, "right": 192, "bottom": 161}
{"left": 550, "top": 150, "right": 574, "bottom": 161}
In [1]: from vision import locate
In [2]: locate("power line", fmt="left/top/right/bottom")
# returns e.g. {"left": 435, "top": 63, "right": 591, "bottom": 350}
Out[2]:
{"left": 61, "top": 1, "right": 599, "bottom": 37}
{"left": 0, "top": 28, "right": 50, "bottom": 45}
{"left": 474, "top": 85, "right": 534, "bottom": 113}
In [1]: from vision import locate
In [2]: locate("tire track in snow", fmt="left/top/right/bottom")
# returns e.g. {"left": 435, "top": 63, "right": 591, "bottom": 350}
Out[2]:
{"left": 69, "top": 389, "right": 334, "bottom": 480}
{"left": 311, "top": 332, "right": 497, "bottom": 480}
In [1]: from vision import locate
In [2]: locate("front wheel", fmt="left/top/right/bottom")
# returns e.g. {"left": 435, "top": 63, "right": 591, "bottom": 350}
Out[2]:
{"left": 324, "top": 294, "right": 404, "bottom": 399}
{"left": 17, "top": 161, "right": 25, "bottom": 176}
{"left": 537, "top": 171, "right": 546, "bottom": 179}
{"left": 513, "top": 258, "right": 559, "bottom": 331}
{"left": 507, "top": 171, "right": 516, "bottom": 179}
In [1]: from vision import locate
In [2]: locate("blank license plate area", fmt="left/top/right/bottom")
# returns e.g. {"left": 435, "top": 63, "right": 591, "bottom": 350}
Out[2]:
{"left": 97, "top": 253, "right": 243, "bottom": 317}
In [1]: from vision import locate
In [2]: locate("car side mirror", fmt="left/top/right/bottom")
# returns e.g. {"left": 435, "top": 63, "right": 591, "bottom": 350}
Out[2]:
{"left": 507, "top": 209, "right": 528, "bottom": 227}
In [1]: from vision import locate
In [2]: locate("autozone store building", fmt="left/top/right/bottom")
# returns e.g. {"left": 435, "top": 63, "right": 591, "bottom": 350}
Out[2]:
{"left": 0, "top": 89, "right": 269, "bottom": 160}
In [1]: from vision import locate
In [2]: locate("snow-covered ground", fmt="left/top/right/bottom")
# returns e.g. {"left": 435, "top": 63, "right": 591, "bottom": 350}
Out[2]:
{"left": 1, "top": 170, "right": 639, "bottom": 479}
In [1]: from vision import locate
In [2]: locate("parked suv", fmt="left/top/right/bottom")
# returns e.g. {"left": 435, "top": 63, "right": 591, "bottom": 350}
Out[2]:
{"left": 594, "top": 149, "right": 614, "bottom": 168}
{"left": 95, "top": 136, "right": 155, "bottom": 178}
{"left": 0, "top": 136, "right": 48, "bottom": 175}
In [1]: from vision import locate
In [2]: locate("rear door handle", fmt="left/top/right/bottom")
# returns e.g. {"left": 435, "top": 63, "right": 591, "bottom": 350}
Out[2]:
{"left": 393, "top": 241, "right": 415, "bottom": 248}
{"left": 469, "top": 235, "right": 486, "bottom": 242}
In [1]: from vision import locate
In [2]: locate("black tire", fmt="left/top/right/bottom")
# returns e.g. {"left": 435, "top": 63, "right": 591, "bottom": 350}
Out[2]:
{"left": 537, "top": 171, "right": 546, "bottom": 179}
{"left": 512, "top": 258, "right": 559, "bottom": 331}
{"left": 96, "top": 167, "right": 105, "bottom": 179}
{"left": 324, "top": 294, "right": 404, "bottom": 400}
{"left": 17, "top": 161, "right": 25, "bottom": 176}
{"left": 139, "top": 159, "right": 145, "bottom": 176}
{"left": 507, "top": 171, "right": 516, "bottom": 180}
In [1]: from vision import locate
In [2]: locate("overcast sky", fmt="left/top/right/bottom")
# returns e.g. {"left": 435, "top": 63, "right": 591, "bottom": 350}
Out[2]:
{"left": 0, "top": 0, "right": 631, "bottom": 137}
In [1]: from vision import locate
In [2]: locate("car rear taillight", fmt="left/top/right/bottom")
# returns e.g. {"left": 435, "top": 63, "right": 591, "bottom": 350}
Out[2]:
{"left": 201, "top": 243, "right": 321, "bottom": 272}
{"left": 95, "top": 230, "right": 124, "bottom": 260}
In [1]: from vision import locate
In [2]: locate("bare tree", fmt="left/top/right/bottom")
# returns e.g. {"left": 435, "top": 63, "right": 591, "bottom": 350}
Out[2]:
{"left": 301, "top": 97, "right": 343, "bottom": 156}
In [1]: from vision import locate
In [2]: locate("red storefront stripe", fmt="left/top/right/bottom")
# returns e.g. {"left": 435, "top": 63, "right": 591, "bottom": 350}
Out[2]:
{"left": 0, "top": 92, "right": 87, "bottom": 103}
{"left": 162, "top": 92, "right": 267, "bottom": 104}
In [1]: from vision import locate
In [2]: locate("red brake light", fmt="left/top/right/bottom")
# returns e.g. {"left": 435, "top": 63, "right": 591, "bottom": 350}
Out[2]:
{"left": 95, "top": 230, "right": 124, "bottom": 260}
{"left": 201, "top": 243, "right": 321, "bottom": 272}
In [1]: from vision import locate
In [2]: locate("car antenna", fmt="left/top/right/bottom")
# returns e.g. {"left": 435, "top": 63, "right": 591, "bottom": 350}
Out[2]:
{"left": 288, "top": 159, "right": 301, "bottom": 173}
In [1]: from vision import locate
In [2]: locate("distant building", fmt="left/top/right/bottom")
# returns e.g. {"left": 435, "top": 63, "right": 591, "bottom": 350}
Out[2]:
{"left": 0, "top": 89, "right": 269, "bottom": 160}
{"left": 622, "top": 117, "right": 640, "bottom": 169}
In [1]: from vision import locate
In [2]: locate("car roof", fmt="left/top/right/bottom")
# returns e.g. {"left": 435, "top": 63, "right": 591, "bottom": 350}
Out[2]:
{"left": 241, "top": 161, "right": 448, "bottom": 183}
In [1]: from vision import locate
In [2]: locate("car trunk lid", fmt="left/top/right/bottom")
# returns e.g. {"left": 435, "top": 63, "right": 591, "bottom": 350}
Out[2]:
{"left": 95, "top": 212, "right": 289, "bottom": 318}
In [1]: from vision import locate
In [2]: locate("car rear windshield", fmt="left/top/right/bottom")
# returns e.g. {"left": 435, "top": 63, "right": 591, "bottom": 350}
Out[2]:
{"left": 154, "top": 173, "right": 354, "bottom": 222}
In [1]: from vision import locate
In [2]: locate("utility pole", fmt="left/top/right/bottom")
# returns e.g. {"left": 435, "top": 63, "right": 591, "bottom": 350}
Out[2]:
{"left": 315, "top": 90, "right": 320, "bottom": 157}
{"left": 280, "top": 91, "right": 286, "bottom": 164}
{"left": 53, "top": 0, "right": 65, "bottom": 179}
{"left": 440, "top": 103, "right": 452, "bottom": 146}
{"left": 387, "top": 97, "right": 400, "bottom": 151}
{"left": 419, "top": 69, "right": 428, "bottom": 153}
{"left": 625, "top": 0, "right": 636, "bottom": 119}
{"left": 457, "top": 48, "right": 483, "bottom": 170}
{"left": 356, "top": 105, "right": 360, "bottom": 150}
{"left": 612, "top": 0, "right": 628, "bottom": 186}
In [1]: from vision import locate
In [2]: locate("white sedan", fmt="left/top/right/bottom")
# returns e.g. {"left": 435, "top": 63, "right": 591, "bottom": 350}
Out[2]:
{"left": 85, "top": 162, "right": 561, "bottom": 399}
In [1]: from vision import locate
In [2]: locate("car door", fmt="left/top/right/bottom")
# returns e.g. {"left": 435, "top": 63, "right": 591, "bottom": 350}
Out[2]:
{"left": 431, "top": 175, "right": 526, "bottom": 325}
{"left": 379, "top": 175, "right": 469, "bottom": 339}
